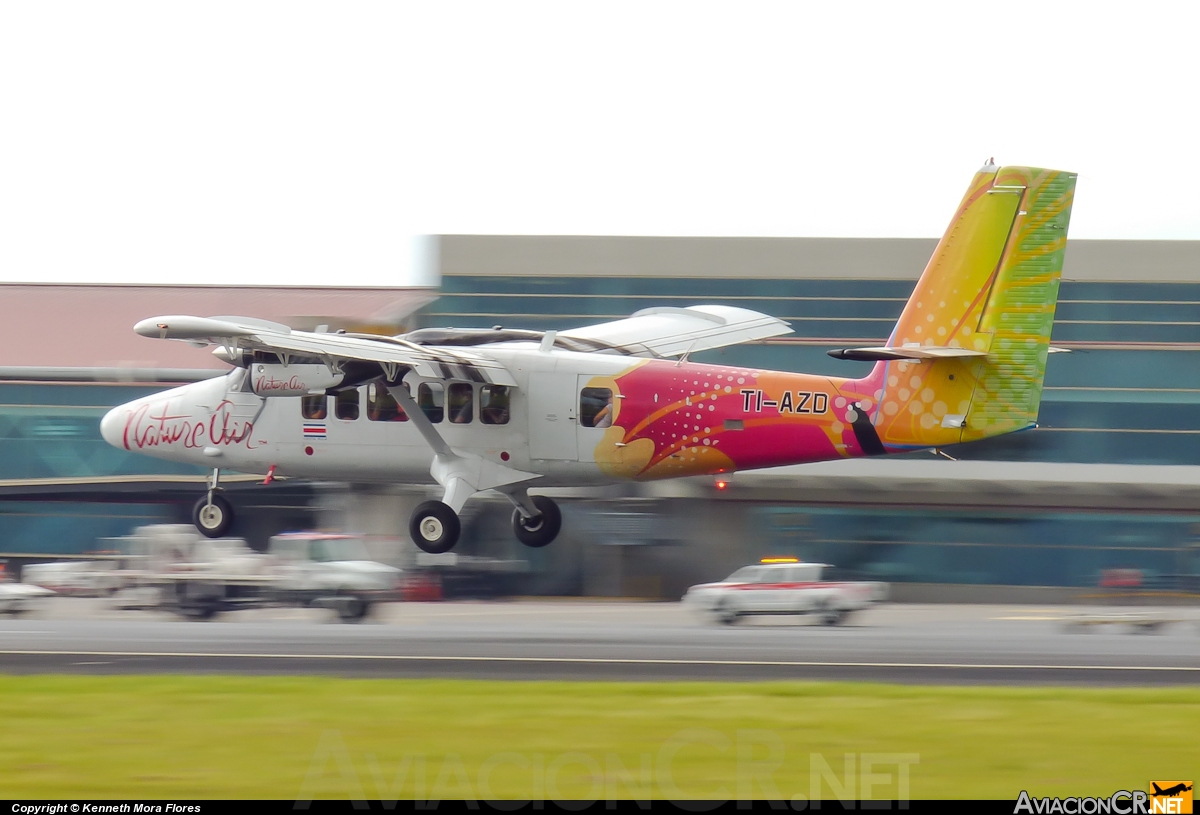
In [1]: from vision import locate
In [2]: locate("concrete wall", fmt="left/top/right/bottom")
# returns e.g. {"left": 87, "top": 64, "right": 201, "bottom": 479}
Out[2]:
{"left": 440, "top": 235, "right": 1200, "bottom": 283}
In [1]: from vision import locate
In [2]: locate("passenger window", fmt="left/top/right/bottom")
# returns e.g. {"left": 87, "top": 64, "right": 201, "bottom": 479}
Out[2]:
{"left": 418, "top": 382, "right": 444, "bottom": 424}
{"left": 580, "top": 387, "right": 613, "bottom": 428}
{"left": 480, "top": 385, "right": 510, "bottom": 425}
{"left": 335, "top": 388, "right": 360, "bottom": 421}
{"left": 366, "top": 382, "right": 408, "bottom": 422}
{"left": 309, "top": 540, "right": 330, "bottom": 562}
{"left": 301, "top": 394, "right": 327, "bottom": 420}
{"left": 447, "top": 382, "right": 473, "bottom": 424}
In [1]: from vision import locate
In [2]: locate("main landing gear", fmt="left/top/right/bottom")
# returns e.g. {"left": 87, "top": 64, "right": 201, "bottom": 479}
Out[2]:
{"left": 409, "top": 500, "right": 461, "bottom": 554}
{"left": 511, "top": 494, "right": 561, "bottom": 549}
{"left": 380, "top": 379, "right": 562, "bottom": 556}
{"left": 193, "top": 468, "right": 234, "bottom": 538}
{"left": 407, "top": 492, "right": 562, "bottom": 554}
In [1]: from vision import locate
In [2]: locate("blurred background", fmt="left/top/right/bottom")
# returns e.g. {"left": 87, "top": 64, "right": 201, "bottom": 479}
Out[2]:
{"left": 2, "top": 234, "right": 1198, "bottom": 601}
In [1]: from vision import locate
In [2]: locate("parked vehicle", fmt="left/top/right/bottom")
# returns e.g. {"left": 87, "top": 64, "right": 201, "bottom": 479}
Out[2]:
{"left": 683, "top": 558, "right": 887, "bottom": 625}
{"left": 20, "top": 560, "right": 122, "bottom": 596}
{"left": 268, "top": 532, "right": 401, "bottom": 621}
{"left": 51, "top": 525, "right": 401, "bottom": 622}
{"left": 1, "top": 579, "right": 53, "bottom": 615}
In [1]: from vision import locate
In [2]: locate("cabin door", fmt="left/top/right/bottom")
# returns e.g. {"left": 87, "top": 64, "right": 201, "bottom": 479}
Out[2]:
{"left": 526, "top": 372, "right": 578, "bottom": 460}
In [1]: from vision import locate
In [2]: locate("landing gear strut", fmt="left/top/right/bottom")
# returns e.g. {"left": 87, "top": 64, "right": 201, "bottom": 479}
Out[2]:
{"left": 510, "top": 494, "right": 562, "bottom": 548}
{"left": 409, "top": 500, "right": 461, "bottom": 554}
{"left": 193, "top": 468, "right": 234, "bottom": 538}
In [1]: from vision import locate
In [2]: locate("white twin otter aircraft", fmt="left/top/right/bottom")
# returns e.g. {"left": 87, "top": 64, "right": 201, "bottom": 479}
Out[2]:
{"left": 102, "top": 163, "right": 1077, "bottom": 554}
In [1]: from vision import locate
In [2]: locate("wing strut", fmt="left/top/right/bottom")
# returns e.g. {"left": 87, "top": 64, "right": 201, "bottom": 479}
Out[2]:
{"left": 385, "top": 383, "right": 541, "bottom": 516}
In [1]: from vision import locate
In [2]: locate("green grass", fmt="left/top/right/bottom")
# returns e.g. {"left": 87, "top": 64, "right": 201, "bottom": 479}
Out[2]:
{"left": 0, "top": 675, "right": 1195, "bottom": 800}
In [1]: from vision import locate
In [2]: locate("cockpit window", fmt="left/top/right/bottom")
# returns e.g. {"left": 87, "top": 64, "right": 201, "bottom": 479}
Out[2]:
{"left": 301, "top": 394, "right": 327, "bottom": 420}
{"left": 335, "top": 388, "right": 360, "bottom": 421}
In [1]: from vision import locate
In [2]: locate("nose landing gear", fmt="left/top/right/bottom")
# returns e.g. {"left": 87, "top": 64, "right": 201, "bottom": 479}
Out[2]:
{"left": 193, "top": 468, "right": 234, "bottom": 538}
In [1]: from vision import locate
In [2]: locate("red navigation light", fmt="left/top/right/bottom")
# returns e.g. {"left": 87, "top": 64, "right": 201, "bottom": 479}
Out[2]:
{"left": 715, "top": 480, "right": 728, "bottom": 490}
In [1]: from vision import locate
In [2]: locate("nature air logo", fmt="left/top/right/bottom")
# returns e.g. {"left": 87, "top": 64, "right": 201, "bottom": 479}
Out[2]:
{"left": 1150, "top": 782, "right": 1193, "bottom": 814}
{"left": 1014, "top": 783, "right": 1192, "bottom": 814}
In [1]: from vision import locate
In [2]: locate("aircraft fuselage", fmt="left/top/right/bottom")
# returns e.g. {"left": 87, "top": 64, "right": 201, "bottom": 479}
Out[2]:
{"left": 101, "top": 345, "right": 878, "bottom": 487}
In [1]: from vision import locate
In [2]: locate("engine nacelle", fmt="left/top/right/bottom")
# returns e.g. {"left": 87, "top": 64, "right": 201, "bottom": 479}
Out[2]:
{"left": 250, "top": 364, "right": 343, "bottom": 396}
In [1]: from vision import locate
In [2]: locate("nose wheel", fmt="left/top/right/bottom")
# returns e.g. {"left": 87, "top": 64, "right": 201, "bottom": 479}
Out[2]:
{"left": 511, "top": 495, "right": 562, "bottom": 548}
{"left": 409, "top": 500, "right": 461, "bottom": 554}
{"left": 193, "top": 494, "right": 233, "bottom": 538}
{"left": 193, "top": 467, "right": 234, "bottom": 538}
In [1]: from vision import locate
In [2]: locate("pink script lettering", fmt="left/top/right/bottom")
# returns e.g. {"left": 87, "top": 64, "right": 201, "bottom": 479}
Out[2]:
{"left": 123, "top": 399, "right": 263, "bottom": 450}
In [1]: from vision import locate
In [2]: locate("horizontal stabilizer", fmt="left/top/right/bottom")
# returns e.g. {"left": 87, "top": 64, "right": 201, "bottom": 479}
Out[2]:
{"left": 828, "top": 346, "right": 989, "bottom": 362}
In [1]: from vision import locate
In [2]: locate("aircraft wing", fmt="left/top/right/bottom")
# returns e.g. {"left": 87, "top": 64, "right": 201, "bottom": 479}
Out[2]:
{"left": 134, "top": 315, "right": 517, "bottom": 386}
{"left": 558, "top": 305, "right": 792, "bottom": 357}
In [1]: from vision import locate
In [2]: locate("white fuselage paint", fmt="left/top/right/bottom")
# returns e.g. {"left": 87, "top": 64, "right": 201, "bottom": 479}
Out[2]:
{"left": 100, "top": 344, "right": 633, "bottom": 488}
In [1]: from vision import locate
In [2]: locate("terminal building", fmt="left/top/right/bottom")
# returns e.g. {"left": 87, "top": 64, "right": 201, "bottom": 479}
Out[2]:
{"left": 3, "top": 238, "right": 1199, "bottom": 597}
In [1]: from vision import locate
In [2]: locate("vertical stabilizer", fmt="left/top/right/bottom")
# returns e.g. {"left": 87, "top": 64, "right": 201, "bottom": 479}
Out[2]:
{"left": 863, "top": 163, "right": 1076, "bottom": 448}
{"left": 962, "top": 166, "right": 1076, "bottom": 440}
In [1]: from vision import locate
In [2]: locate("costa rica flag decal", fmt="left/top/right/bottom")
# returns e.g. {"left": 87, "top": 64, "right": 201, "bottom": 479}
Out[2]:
{"left": 302, "top": 422, "right": 326, "bottom": 440}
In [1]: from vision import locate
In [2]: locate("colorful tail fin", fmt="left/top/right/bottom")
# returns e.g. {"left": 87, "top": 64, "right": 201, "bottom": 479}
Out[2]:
{"left": 861, "top": 163, "right": 1077, "bottom": 447}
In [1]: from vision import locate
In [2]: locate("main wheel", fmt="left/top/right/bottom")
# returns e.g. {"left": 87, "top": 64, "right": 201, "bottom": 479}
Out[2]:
{"left": 409, "top": 500, "right": 461, "bottom": 554}
{"left": 511, "top": 495, "right": 562, "bottom": 548}
{"left": 192, "top": 494, "right": 233, "bottom": 538}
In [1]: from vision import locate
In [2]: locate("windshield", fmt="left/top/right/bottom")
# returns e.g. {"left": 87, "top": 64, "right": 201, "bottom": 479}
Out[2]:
{"left": 308, "top": 538, "right": 371, "bottom": 562}
{"left": 725, "top": 566, "right": 764, "bottom": 583}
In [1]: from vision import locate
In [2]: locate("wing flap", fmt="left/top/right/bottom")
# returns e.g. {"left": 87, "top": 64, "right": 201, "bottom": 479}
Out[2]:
{"left": 559, "top": 305, "right": 791, "bottom": 357}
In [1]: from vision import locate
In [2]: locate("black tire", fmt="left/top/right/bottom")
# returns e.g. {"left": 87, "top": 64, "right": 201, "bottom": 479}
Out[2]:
{"left": 179, "top": 602, "right": 219, "bottom": 620}
{"left": 409, "top": 500, "right": 460, "bottom": 554}
{"left": 337, "top": 597, "right": 370, "bottom": 623}
{"left": 511, "top": 495, "right": 562, "bottom": 548}
{"left": 192, "top": 494, "right": 233, "bottom": 538}
{"left": 822, "top": 608, "right": 849, "bottom": 626}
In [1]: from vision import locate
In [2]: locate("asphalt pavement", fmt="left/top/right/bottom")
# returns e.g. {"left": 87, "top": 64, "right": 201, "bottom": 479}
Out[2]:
{"left": 1, "top": 598, "right": 1197, "bottom": 685}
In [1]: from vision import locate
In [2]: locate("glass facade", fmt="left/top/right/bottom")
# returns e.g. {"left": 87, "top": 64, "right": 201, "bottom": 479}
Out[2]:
{"left": 755, "top": 506, "right": 1200, "bottom": 589}
{"left": 0, "top": 380, "right": 314, "bottom": 558}
{"left": 428, "top": 275, "right": 1200, "bottom": 466}
{"left": 0, "top": 383, "right": 205, "bottom": 481}
{"left": 423, "top": 272, "right": 1200, "bottom": 589}
{"left": 5, "top": 270, "right": 1198, "bottom": 588}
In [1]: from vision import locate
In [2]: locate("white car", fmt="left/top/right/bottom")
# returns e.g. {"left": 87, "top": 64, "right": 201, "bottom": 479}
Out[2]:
{"left": 268, "top": 532, "right": 401, "bottom": 621}
{"left": 1, "top": 580, "right": 54, "bottom": 615}
{"left": 683, "top": 559, "right": 887, "bottom": 625}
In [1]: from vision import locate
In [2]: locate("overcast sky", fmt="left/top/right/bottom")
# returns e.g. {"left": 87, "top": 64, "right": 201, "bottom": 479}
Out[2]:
{"left": 1, "top": 2, "right": 1197, "bottom": 287}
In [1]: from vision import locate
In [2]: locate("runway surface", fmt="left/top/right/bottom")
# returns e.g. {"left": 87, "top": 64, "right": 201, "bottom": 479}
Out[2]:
{"left": 1, "top": 598, "right": 1198, "bottom": 685}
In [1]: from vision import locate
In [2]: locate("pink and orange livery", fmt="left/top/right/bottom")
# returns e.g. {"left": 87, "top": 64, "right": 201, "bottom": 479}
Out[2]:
{"left": 590, "top": 162, "right": 1077, "bottom": 479}
{"left": 104, "top": 162, "right": 1076, "bottom": 552}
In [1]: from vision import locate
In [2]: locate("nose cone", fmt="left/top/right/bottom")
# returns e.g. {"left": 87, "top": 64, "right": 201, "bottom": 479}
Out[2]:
{"left": 100, "top": 405, "right": 129, "bottom": 449}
